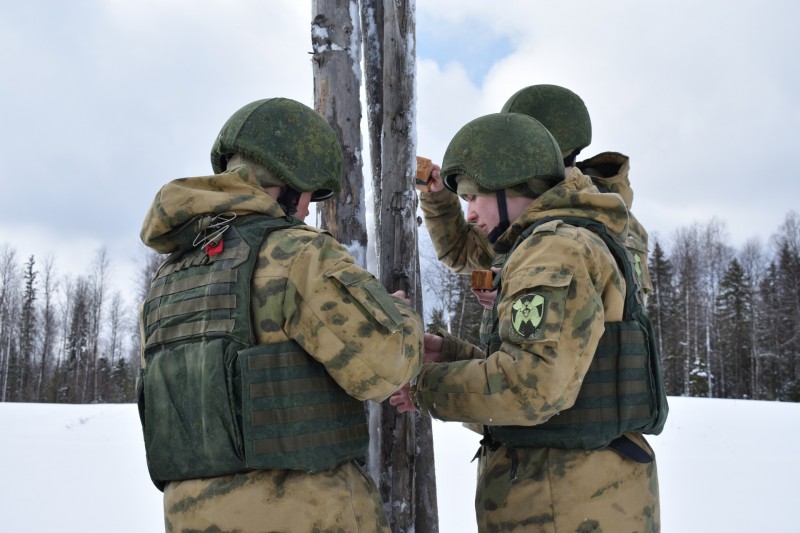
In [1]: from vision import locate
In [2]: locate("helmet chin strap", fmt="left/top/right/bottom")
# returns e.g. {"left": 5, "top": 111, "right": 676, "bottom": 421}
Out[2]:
{"left": 278, "top": 187, "right": 301, "bottom": 216}
{"left": 487, "top": 189, "right": 510, "bottom": 244}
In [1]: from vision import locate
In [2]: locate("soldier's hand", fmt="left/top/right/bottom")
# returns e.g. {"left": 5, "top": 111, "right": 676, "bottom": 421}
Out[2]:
{"left": 423, "top": 332, "right": 444, "bottom": 363}
{"left": 389, "top": 383, "right": 416, "bottom": 413}
{"left": 427, "top": 163, "right": 443, "bottom": 192}
{"left": 471, "top": 288, "right": 496, "bottom": 309}
{"left": 470, "top": 267, "right": 500, "bottom": 309}
{"left": 391, "top": 290, "right": 411, "bottom": 306}
{"left": 415, "top": 156, "right": 444, "bottom": 193}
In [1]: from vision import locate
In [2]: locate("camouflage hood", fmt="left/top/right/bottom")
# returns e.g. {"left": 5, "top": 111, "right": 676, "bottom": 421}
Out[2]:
{"left": 493, "top": 167, "right": 629, "bottom": 253}
{"left": 140, "top": 165, "right": 290, "bottom": 254}
{"left": 577, "top": 152, "right": 633, "bottom": 208}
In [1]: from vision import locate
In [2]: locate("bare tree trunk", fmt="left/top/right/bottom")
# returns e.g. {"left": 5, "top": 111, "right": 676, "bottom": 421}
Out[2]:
{"left": 89, "top": 247, "right": 108, "bottom": 402}
{"left": 37, "top": 256, "right": 57, "bottom": 401}
{"left": 0, "top": 245, "right": 18, "bottom": 402}
{"left": 362, "top": 1, "right": 439, "bottom": 531}
{"left": 311, "top": 1, "right": 368, "bottom": 253}
{"left": 311, "top": 2, "right": 437, "bottom": 530}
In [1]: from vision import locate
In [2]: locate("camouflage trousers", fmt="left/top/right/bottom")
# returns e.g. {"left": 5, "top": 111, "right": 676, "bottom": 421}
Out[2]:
{"left": 162, "top": 460, "right": 389, "bottom": 533}
{"left": 475, "top": 434, "right": 660, "bottom": 533}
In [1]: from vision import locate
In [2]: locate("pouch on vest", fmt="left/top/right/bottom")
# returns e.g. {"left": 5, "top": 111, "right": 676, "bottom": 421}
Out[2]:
{"left": 488, "top": 216, "right": 669, "bottom": 450}
{"left": 137, "top": 214, "right": 368, "bottom": 489}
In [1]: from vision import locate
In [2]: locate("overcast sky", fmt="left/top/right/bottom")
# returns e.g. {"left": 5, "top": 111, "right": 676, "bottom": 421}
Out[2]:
{"left": 2, "top": 0, "right": 798, "bottom": 305}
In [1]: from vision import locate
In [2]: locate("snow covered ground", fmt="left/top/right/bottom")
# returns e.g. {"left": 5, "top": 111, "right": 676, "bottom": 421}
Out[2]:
{"left": 1, "top": 396, "right": 797, "bottom": 532}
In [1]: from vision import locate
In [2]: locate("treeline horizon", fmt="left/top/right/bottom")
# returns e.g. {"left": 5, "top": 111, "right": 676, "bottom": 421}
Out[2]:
{"left": 1, "top": 210, "right": 799, "bottom": 404}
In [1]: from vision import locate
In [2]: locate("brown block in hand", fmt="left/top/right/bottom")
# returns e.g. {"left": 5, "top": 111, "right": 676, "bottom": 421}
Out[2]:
{"left": 470, "top": 270, "right": 495, "bottom": 291}
{"left": 415, "top": 156, "right": 433, "bottom": 191}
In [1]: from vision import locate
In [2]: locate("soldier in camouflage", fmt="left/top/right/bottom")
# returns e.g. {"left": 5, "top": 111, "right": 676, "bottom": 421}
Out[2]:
{"left": 502, "top": 84, "right": 653, "bottom": 297}
{"left": 416, "top": 85, "right": 652, "bottom": 300}
{"left": 137, "top": 98, "right": 423, "bottom": 533}
{"left": 392, "top": 112, "right": 663, "bottom": 532}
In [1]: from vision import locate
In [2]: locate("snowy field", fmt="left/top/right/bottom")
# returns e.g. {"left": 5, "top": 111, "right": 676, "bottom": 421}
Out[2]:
{"left": 1, "top": 396, "right": 797, "bottom": 532}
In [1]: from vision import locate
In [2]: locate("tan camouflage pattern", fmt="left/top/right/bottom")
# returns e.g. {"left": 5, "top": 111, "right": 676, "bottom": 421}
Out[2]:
{"left": 140, "top": 164, "right": 423, "bottom": 532}
{"left": 163, "top": 462, "right": 389, "bottom": 533}
{"left": 578, "top": 152, "right": 654, "bottom": 296}
{"left": 475, "top": 433, "right": 660, "bottom": 533}
{"left": 418, "top": 186, "right": 495, "bottom": 274}
{"left": 417, "top": 170, "right": 660, "bottom": 531}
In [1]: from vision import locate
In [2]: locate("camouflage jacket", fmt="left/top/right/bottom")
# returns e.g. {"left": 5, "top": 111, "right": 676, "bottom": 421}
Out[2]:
{"left": 578, "top": 151, "right": 653, "bottom": 294}
{"left": 414, "top": 171, "right": 630, "bottom": 425}
{"left": 419, "top": 181, "right": 495, "bottom": 274}
{"left": 140, "top": 165, "right": 423, "bottom": 403}
{"left": 420, "top": 153, "right": 652, "bottom": 292}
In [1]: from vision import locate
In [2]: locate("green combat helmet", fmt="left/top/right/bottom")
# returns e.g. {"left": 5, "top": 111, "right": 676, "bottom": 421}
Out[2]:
{"left": 441, "top": 112, "right": 564, "bottom": 242}
{"left": 501, "top": 84, "right": 591, "bottom": 161}
{"left": 441, "top": 112, "right": 564, "bottom": 194}
{"left": 211, "top": 98, "right": 342, "bottom": 201}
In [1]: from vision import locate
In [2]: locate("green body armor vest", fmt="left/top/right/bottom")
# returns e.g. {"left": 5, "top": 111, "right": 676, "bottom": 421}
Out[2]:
{"left": 485, "top": 217, "right": 669, "bottom": 450}
{"left": 137, "top": 214, "right": 369, "bottom": 490}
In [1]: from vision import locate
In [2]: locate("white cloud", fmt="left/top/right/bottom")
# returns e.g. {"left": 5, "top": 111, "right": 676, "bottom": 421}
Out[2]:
{"left": 2, "top": 0, "right": 799, "bottom": 305}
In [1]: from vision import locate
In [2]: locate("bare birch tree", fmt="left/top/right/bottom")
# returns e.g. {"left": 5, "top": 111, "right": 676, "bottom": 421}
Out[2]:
{"left": 87, "top": 247, "right": 108, "bottom": 402}
{"left": 0, "top": 245, "right": 19, "bottom": 402}
{"left": 36, "top": 255, "right": 58, "bottom": 401}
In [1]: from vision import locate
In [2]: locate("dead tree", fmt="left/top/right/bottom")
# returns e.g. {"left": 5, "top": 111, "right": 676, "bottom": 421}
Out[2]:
{"left": 360, "top": 1, "right": 439, "bottom": 531}
{"left": 311, "top": 1, "right": 438, "bottom": 531}
{"left": 311, "top": 1, "right": 368, "bottom": 254}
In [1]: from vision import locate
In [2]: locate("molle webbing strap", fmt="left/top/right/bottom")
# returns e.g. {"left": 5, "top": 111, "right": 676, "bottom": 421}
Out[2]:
{"left": 146, "top": 319, "right": 236, "bottom": 346}
{"left": 241, "top": 340, "right": 369, "bottom": 472}
{"left": 144, "top": 259, "right": 242, "bottom": 345}
{"left": 147, "top": 269, "right": 238, "bottom": 300}
{"left": 539, "top": 322, "right": 652, "bottom": 428}
{"left": 146, "top": 294, "right": 236, "bottom": 324}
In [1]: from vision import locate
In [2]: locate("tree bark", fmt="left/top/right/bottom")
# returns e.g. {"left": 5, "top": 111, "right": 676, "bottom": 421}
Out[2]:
{"left": 311, "top": 1, "right": 368, "bottom": 253}
{"left": 361, "top": 1, "right": 439, "bottom": 531}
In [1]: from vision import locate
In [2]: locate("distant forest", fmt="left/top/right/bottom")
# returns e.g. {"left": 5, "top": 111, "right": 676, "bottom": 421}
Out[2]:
{"left": 1, "top": 210, "right": 799, "bottom": 404}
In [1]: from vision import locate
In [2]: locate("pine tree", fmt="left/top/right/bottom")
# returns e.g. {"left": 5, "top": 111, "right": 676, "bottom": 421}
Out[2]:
{"left": 17, "top": 255, "right": 37, "bottom": 401}
{"left": 715, "top": 258, "right": 753, "bottom": 398}
{"left": 63, "top": 277, "right": 92, "bottom": 403}
{"left": 757, "top": 262, "right": 782, "bottom": 400}
{"left": 427, "top": 306, "right": 448, "bottom": 334}
{"left": 647, "top": 238, "right": 680, "bottom": 395}
{"left": 774, "top": 243, "right": 800, "bottom": 399}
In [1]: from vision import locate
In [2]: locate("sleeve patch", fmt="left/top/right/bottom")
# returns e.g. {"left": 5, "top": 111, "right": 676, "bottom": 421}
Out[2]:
{"left": 511, "top": 292, "right": 547, "bottom": 339}
{"left": 499, "top": 267, "right": 572, "bottom": 345}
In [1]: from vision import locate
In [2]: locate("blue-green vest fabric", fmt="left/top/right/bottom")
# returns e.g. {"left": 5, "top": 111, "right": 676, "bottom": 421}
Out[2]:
{"left": 137, "top": 214, "right": 369, "bottom": 490}
{"left": 486, "top": 217, "right": 668, "bottom": 450}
